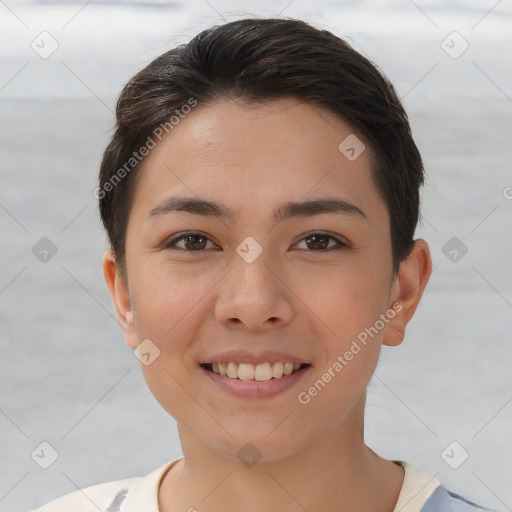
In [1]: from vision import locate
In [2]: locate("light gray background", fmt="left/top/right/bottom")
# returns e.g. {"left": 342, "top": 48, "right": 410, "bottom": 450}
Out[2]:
{"left": 1, "top": 1, "right": 511, "bottom": 511}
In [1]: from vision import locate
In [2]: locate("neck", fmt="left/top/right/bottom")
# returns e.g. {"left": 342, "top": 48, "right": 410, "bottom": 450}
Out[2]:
{"left": 159, "top": 397, "right": 404, "bottom": 512}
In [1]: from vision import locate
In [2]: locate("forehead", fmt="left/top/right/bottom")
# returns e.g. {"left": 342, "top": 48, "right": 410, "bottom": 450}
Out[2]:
{"left": 129, "top": 97, "right": 386, "bottom": 224}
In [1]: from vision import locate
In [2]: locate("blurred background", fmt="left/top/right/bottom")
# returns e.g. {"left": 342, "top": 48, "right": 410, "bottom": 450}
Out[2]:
{"left": 1, "top": 1, "right": 511, "bottom": 510}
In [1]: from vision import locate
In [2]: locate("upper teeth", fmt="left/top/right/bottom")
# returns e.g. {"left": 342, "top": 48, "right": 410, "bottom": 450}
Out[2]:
{"left": 210, "top": 362, "right": 303, "bottom": 381}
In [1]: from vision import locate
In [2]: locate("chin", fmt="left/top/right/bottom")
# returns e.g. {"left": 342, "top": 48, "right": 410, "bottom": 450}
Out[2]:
{"left": 205, "top": 424, "right": 309, "bottom": 464}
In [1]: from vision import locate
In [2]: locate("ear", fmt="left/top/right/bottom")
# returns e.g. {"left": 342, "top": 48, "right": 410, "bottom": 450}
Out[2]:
{"left": 383, "top": 239, "right": 432, "bottom": 347}
{"left": 102, "top": 250, "right": 138, "bottom": 349}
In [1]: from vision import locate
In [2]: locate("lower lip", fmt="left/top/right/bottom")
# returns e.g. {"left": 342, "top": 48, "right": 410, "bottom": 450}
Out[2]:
{"left": 199, "top": 365, "right": 312, "bottom": 399}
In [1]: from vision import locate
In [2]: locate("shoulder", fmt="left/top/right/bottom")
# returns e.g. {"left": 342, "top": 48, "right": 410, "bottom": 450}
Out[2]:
{"left": 422, "top": 486, "right": 495, "bottom": 512}
{"left": 394, "top": 461, "right": 494, "bottom": 512}
{"left": 30, "top": 477, "right": 140, "bottom": 512}
{"left": 30, "top": 458, "right": 180, "bottom": 512}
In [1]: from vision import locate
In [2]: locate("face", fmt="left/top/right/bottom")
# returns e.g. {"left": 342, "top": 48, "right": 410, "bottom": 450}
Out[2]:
{"left": 105, "top": 97, "right": 421, "bottom": 462}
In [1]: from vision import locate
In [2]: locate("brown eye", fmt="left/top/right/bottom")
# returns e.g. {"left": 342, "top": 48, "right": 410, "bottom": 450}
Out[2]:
{"left": 296, "top": 232, "right": 347, "bottom": 252}
{"left": 182, "top": 234, "right": 207, "bottom": 250}
{"left": 163, "top": 232, "right": 216, "bottom": 252}
{"left": 305, "top": 234, "right": 329, "bottom": 250}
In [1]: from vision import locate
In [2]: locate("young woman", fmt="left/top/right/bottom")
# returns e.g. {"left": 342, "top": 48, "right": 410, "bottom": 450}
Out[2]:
{"left": 34, "top": 17, "right": 491, "bottom": 512}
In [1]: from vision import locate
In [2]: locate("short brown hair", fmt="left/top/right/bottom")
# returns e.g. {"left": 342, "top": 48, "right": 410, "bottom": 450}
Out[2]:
{"left": 98, "top": 17, "right": 424, "bottom": 276}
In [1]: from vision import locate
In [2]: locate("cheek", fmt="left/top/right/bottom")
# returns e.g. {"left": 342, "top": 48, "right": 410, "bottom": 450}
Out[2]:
{"left": 295, "top": 269, "right": 388, "bottom": 422}
{"left": 131, "top": 265, "right": 207, "bottom": 418}
{"left": 302, "top": 256, "right": 392, "bottom": 401}
{"left": 312, "top": 260, "right": 391, "bottom": 338}
{"left": 130, "top": 260, "right": 209, "bottom": 341}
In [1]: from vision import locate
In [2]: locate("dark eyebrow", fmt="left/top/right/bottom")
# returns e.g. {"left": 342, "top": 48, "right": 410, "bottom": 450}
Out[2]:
{"left": 147, "top": 196, "right": 367, "bottom": 223}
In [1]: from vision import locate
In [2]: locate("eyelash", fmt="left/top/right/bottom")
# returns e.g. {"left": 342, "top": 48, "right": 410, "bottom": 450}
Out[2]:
{"left": 162, "top": 231, "right": 349, "bottom": 254}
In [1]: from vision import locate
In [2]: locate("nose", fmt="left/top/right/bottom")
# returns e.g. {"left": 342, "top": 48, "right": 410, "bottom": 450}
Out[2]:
{"left": 214, "top": 254, "right": 294, "bottom": 331}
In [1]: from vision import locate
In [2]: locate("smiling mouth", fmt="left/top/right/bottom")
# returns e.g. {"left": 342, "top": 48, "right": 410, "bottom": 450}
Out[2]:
{"left": 200, "top": 362, "right": 310, "bottom": 381}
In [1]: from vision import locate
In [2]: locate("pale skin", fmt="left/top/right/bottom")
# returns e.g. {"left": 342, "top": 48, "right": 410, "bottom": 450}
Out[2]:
{"left": 103, "top": 97, "right": 432, "bottom": 512}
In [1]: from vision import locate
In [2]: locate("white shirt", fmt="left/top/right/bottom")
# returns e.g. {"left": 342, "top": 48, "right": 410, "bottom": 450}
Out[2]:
{"left": 31, "top": 458, "right": 490, "bottom": 512}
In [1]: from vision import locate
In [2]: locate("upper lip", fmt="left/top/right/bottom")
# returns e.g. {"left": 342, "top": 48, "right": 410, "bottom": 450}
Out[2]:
{"left": 200, "top": 349, "right": 310, "bottom": 365}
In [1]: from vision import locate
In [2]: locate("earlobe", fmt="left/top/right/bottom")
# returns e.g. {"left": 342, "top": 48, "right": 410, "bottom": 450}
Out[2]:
{"left": 383, "top": 239, "right": 432, "bottom": 347}
{"left": 102, "top": 250, "right": 138, "bottom": 349}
